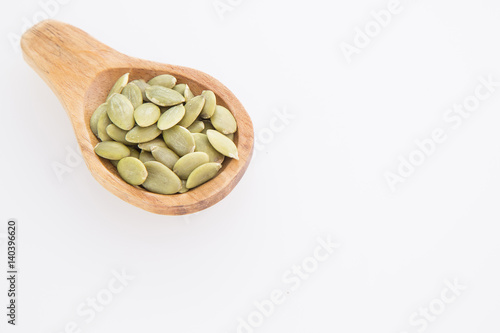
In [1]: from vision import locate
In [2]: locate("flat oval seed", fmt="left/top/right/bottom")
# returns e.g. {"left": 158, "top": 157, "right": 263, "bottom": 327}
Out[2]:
{"left": 134, "top": 103, "right": 161, "bottom": 127}
{"left": 151, "top": 146, "right": 180, "bottom": 169}
{"left": 139, "top": 150, "right": 156, "bottom": 163}
{"left": 117, "top": 157, "right": 148, "bottom": 186}
{"left": 200, "top": 90, "right": 216, "bottom": 118}
{"left": 173, "top": 152, "right": 209, "bottom": 180}
{"left": 121, "top": 83, "right": 143, "bottom": 109}
{"left": 206, "top": 129, "right": 239, "bottom": 159}
{"left": 178, "top": 180, "right": 189, "bottom": 193}
{"left": 184, "top": 85, "right": 194, "bottom": 101}
{"left": 173, "top": 84, "right": 186, "bottom": 94}
{"left": 157, "top": 104, "right": 185, "bottom": 130}
{"left": 97, "top": 113, "right": 112, "bottom": 141}
{"left": 108, "top": 93, "right": 135, "bottom": 130}
{"left": 126, "top": 125, "right": 162, "bottom": 143}
{"left": 163, "top": 125, "right": 195, "bottom": 156}
{"left": 138, "top": 138, "right": 167, "bottom": 152}
{"left": 201, "top": 120, "right": 215, "bottom": 134}
{"left": 145, "top": 86, "right": 185, "bottom": 107}
{"left": 129, "top": 147, "right": 140, "bottom": 159}
{"left": 211, "top": 105, "right": 237, "bottom": 134}
{"left": 90, "top": 103, "right": 108, "bottom": 137}
{"left": 107, "top": 73, "right": 129, "bottom": 100}
{"left": 147, "top": 74, "right": 176, "bottom": 89}
{"left": 106, "top": 124, "right": 130, "bottom": 144}
{"left": 225, "top": 133, "right": 235, "bottom": 141}
{"left": 193, "top": 133, "right": 224, "bottom": 163}
{"left": 130, "top": 79, "right": 150, "bottom": 101}
{"left": 186, "top": 162, "right": 222, "bottom": 189}
{"left": 178, "top": 95, "right": 205, "bottom": 128}
{"left": 187, "top": 120, "right": 205, "bottom": 133}
{"left": 94, "top": 141, "right": 130, "bottom": 160}
{"left": 142, "top": 161, "right": 182, "bottom": 194}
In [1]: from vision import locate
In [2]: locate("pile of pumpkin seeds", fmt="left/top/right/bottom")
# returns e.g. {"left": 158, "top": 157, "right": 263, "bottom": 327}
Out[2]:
{"left": 90, "top": 73, "right": 238, "bottom": 194}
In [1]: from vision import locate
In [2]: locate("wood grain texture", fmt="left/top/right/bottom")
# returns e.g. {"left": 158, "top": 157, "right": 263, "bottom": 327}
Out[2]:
{"left": 21, "top": 20, "right": 254, "bottom": 215}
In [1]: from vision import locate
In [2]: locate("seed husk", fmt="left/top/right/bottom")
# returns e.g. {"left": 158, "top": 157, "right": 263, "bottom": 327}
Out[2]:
{"left": 178, "top": 95, "right": 205, "bottom": 128}
{"left": 126, "top": 124, "right": 162, "bottom": 144}
{"left": 90, "top": 103, "right": 108, "bottom": 137}
{"left": 106, "top": 124, "right": 130, "bottom": 144}
{"left": 107, "top": 73, "right": 129, "bottom": 100}
{"left": 97, "top": 113, "right": 112, "bottom": 141}
{"left": 186, "top": 162, "right": 222, "bottom": 189}
{"left": 122, "top": 83, "right": 143, "bottom": 109}
{"left": 187, "top": 120, "right": 205, "bottom": 133}
{"left": 145, "top": 86, "right": 185, "bottom": 107}
{"left": 134, "top": 103, "right": 161, "bottom": 127}
{"left": 200, "top": 90, "right": 216, "bottom": 118}
{"left": 162, "top": 125, "right": 195, "bottom": 156}
{"left": 148, "top": 74, "right": 176, "bottom": 89}
{"left": 130, "top": 79, "right": 150, "bottom": 101}
{"left": 142, "top": 161, "right": 182, "bottom": 194}
{"left": 193, "top": 133, "right": 224, "bottom": 163}
{"left": 173, "top": 152, "right": 210, "bottom": 179}
{"left": 108, "top": 93, "right": 135, "bottom": 130}
{"left": 151, "top": 146, "right": 180, "bottom": 169}
{"left": 206, "top": 129, "right": 239, "bottom": 159}
{"left": 211, "top": 105, "right": 237, "bottom": 134}
{"left": 139, "top": 150, "right": 156, "bottom": 163}
{"left": 117, "top": 157, "right": 148, "bottom": 186}
{"left": 138, "top": 138, "right": 167, "bottom": 152}
{"left": 94, "top": 141, "right": 130, "bottom": 160}
{"left": 157, "top": 104, "right": 185, "bottom": 130}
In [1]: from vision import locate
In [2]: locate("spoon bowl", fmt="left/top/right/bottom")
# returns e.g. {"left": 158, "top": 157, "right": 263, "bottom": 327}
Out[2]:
{"left": 21, "top": 20, "right": 254, "bottom": 215}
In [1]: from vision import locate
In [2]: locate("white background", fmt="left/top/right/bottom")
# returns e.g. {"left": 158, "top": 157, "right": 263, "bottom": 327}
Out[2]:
{"left": 1, "top": 0, "right": 500, "bottom": 332}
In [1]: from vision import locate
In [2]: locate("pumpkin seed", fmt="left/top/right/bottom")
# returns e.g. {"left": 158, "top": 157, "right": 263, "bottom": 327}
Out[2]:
{"left": 162, "top": 125, "right": 195, "bottom": 156}
{"left": 117, "top": 157, "right": 148, "bottom": 186}
{"left": 130, "top": 79, "right": 150, "bottom": 101}
{"left": 193, "top": 133, "right": 224, "bottom": 163}
{"left": 129, "top": 147, "right": 140, "bottom": 159}
{"left": 151, "top": 146, "right": 180, "bottom": 169}
{"left": 178, "top": 180, "right": 189, "bottom": 193}
{"left": 106, "top": 124, "right": 130, "bottom": 144}
{"left": 145, "top": 86, "right": 185, "bottom": 107}
{"left": 97, "top": 113, "right": 112, "bottom": 141}
{"left": 173, "top": 84, "right": 186, "bottom": 95}
{"left": 121, "top": 83, "right": 143, "bottom": 109}
{"left": 148, "top": 74, "right": 176, "bottom": 89}
{"left": 108, "top": 93, "right": 135, "bottom": 130}
{"left": 211, "top": 105, "right": 237, "bottom": 134}
{"left": 157, "top": 104, "right": 185, "bottom": 130}
{"left": 186, "top": 162, "right": 222, "bottom": 189}
{"left": 178, "top": 95, "right": 205, "bottom": 128}
{"left": 201, "top": 120, "right": 215, "bottom": 134}
{"left": 134, "top": 103, "right": 161, "bottom": 127}
{"left": 173, "top": 152, "right": 209, "bottom": 179}
{"left": 138, "top": 138, "right": 167, "bottom": 152}
{"left": 187, "top": 120, "right": 205, "bottom": 133}
{"left": 126, "top": 124, "right": 162, "bottom": 143}
{"left": 107, "top": 73, "right": 129, "bottom": 100}
{"left": 90, "top": 103, "right": 108, "bottom": 137}
{"left": 225, "top": 133, "right": 234, "bottom": 141}
{"left": 142, "top": 161, "right": 182, "bottom": 194}
{"left": 184, "top": 85, "right": 194, "bottom": 101}
{"left": 200, "top": 90, "right": 216, "bottom": 118}
{"left": 206, "top": 129, "right": 239, "bottom": 159}
{"left": 139, "top": 150, "right": 156, "bottom": 163}
{"left": 94, "top": 141, "right": 130, "bottom": 160}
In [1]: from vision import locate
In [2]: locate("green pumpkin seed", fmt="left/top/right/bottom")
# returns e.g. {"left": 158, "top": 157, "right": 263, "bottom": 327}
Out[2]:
{"left": 107, "top": 73, "right": 129, "bottom": 100}
{"left": 157, "top": 104, "right": 185, "bottom": 130}
{"left": 187, "top": 120, "right": 205, "bottom": 133}
{"left": 142, "top": 161, "right": 182, "bottom": 194}
{"left": 108, "top": 93, "right": 135, "bottom": 130}
{"left": 139, "top": 150, "right": 156, "bottom": 163}
{"left": 173, "top": 152, "right": 209, "bottom": 180}
{"left": 201, "top": 120, "right": 215, "bottom": 134}
{"left": 173, "top": 84, "right": 194, "bottom": 101}
{"left": 130, "top": 79, "right": 150, "bottom": 101}
{"left": 225, "top": 133, "right": 234, "bottom": 141}
{"left": 211, "top": 105, "right": 237, "bottom": 134}
{"left": 129, "top": 147, "right": 140, "bottom": 159}
{"left": 206, "top": 129, "right": 239, "bottom": 159}
{"left": 184, "top": 85, "right": 194, "bottom": 101}
{"left": 126, "top": 124, "right": 162, "bottom": 144}
{"left": 186, "top": 162, "right": 222, "bottom": 189}
{"left": 117, "top": 157, "right": 148, "bottom": 186}
{"left": 145, "top": 86, "right": 185, "bottom": 107}
{"left": 193, "top": 133, "right": 224, "bottom": 163}
{"left": 178, "top": 95, "right": 205, "bottom": 128}
{"left": 148, "top": 74, "right": 176, "bottom": 89}
{"left": 163, "top": 125, "right": 195, "bottom": 156}
{"left": 94, "top": 141, "right": 130, "bottom": 160}
{"left": 90, "top": 103, "right": 108, "bottom": 137}
{"left": 138, "top": 138, "right": 167, "bottom": 152}
{"left": 121, "top": 83, "right": 143, "bottom": 109}
{"left": 106, "top": 124, "right": 130, "bottom": 144}
{"left": 178, "top": 180, "right": 189, "bottom": 193}
{"left": 97, "top": 113, "right": 112, "bottom": 141}
{"left": 200, "top": 90, "right": 216, "bottom": 118}
{"left": 134, "top": 103, "right": 161, "bottom": 127}
{"left": 151, "top": 146, "right": 180, "bottom": 169}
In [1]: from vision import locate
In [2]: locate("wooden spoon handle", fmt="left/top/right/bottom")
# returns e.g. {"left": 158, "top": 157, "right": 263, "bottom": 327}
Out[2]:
{"left": 21, "top": 20, "right": 130, "bottom": 111}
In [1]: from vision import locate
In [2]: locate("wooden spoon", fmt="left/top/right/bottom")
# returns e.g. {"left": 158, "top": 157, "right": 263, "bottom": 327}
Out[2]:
{"left": 21, "top": 20, "right": 254, "bottom": 215}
